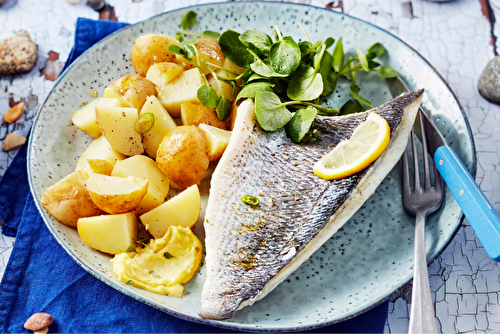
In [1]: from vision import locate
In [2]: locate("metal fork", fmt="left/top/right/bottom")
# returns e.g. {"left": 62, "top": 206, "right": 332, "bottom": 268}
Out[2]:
{"left": 402, "top": 111, "right": 443, "bottom": 334}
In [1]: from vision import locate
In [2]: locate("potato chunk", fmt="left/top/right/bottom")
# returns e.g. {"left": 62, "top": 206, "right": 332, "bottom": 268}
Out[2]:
{"left": 86, "top": 173, "right": 149, "bottom": 214}
{"left": 75, "top": 135, "right": 126, "bottom": 172}
{"left": 199, "top": 123, "right": 231, "bottom": 161}
{"left": 72, "top": 98, "right": 121, "bottom": 138}
{"left": 207, "top": 73, "right": 237, "bottom": 103}
{"left": 96, "top": 105, "right": 144, "bottom": 156}
{"left": 140, "top": 184, "right": 200, "bottom": 238}
{"left": 41, "top": 170, "right": 102, "bottom": 227}
{"left": 174, "top": 38, "right": 225, "bottom": 75}
{"left": 102, "top": 74, "right": 156, "bottom": 111}
{"left": 112, "top": 155, "right": 170, "bottom": 215}
{"left": 131, "top": 34, "right": 179, "bottom": 76}
{"left": 146, "top": 62, "right": 184, "bottom": 88}
{"left": 206, "top": 57, "right": 244, "bottom": 103}
{"left": 139, "top": 95, "right": 177, "bottom": 159}
{"left": 157, "top": 68, "right": 204, "bottom": 117}
{"left": 78, "top": 212, "right": 138, "bottom": 254}
{"left": 156, "top": 125, "right": 209, "bottom": 190}
{"left": 180, "top": 102, "right": 226, "bottom": 130}
{"left": 87, "top": 159, "right": 114, "bottom": 176}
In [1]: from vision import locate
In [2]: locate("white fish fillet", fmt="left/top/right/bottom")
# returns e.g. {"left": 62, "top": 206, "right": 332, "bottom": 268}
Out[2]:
{"left": 198, "top": 91, "right": 424, "bottom": 320}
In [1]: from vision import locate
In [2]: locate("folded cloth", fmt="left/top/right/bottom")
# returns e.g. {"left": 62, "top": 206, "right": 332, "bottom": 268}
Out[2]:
{"left": 0, "top": 17, "right": 389, "bottom": 333}
{"left": 0, "top": 142, "right": 29, "bottom": 237}
{"left": 61, "top": 18, "right": 129, "bottom": 74}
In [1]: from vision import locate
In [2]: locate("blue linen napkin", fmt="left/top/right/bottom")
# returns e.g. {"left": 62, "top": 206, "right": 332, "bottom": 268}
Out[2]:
{"left": 0, "top": 17, "right": 389, "bottom": 333}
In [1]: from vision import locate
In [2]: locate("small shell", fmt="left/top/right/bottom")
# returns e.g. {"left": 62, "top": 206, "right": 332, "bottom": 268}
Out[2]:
{"left": 2, "top": 133, "right": 26, "bottom": 151}
{"left": 4, "top": 102, "right": 24, "bottom": 123}
{"left": 23, "top": 312, "right": 54, "bottom": 331}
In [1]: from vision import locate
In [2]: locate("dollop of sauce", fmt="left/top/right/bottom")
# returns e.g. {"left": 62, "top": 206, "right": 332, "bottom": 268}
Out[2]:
{"left": 111, "top": 225, "right": 202, "bottom": 297}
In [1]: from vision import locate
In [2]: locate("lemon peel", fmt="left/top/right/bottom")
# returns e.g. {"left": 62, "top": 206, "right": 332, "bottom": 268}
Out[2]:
{"left": 313, "top": 112, "right": 390, "bottom": 180}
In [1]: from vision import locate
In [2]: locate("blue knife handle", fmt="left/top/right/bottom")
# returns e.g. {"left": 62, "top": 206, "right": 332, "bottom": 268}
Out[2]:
{"left": 434, "top": 146, "right": 500, "bottom": 261}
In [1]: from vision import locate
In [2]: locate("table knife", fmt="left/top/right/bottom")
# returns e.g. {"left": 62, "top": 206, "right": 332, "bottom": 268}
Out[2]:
{"left": 386, "top": 76, "right": 500, "bottom": 262}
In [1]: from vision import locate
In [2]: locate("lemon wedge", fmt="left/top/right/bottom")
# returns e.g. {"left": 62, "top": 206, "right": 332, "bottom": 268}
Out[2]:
{"left": 313, "top": 112, "right": 390, "bottom": 180}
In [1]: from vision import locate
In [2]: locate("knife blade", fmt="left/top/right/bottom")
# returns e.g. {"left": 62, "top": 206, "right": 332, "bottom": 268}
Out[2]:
{"left": 386, "top": 76, "right": 500, "bottom": 262}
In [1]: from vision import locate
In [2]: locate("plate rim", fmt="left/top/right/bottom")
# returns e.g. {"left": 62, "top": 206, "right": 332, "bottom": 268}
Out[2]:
{"left": 27, "top": 1, "right": 476, "bottom": 332}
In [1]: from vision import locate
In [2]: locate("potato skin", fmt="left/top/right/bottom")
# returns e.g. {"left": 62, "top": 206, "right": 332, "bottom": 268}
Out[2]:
{"left": 174, "top": 38, "right": 225, "bottom": 75}
{"left": 41, "top": 170, "right": 102, "bottom": 227}
{"left": 131, "top": 34, "right": 179, "bottom": 76}
{"left": 103, "top": 74, "right": 157, "bottom": 111}
{"left": 180, "top": 102, "right": 227, "bottom": 130}
{"left": 156, "top": 126, "right": 210, "bottom": 190}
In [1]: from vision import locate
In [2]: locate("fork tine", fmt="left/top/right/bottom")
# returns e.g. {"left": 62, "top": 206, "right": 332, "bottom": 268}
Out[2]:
{"left": 434, "top": 163, "right": 443, "bottom": 191}
{"left": 411, "top": 130, "right": 420, "bottom": 191}
{"left": 419, "top": 112, "right": 432, "bottom": 189}
{"left": 402, "top": 146, "right": 411, "bottom": 195}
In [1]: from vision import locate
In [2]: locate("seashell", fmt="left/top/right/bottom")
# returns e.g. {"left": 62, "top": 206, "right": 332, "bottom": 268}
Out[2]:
{"left": 2, "top": 133, "right": 26, "bottom": 151}
{"left": 4, "top": 101, "right": 24, "bottom": 123}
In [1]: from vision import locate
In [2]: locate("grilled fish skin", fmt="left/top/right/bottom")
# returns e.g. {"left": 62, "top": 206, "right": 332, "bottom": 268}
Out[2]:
{"left": 198, "top": 90, "right": 424, "bottom": 320}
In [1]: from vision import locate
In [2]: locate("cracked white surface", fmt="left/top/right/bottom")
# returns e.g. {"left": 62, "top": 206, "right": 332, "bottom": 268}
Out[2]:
{"left": 1, "top": 0, "right": 500, "bottom": 332}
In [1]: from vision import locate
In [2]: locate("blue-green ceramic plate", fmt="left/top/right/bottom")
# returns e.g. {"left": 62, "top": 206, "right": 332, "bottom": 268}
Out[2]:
{"left": 28, "top": 2, "right": 475, "bottom": 331}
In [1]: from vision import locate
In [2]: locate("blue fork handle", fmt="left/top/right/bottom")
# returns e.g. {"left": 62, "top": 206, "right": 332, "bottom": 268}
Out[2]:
{"left": 434, "top": 146, "right": 500, "bottom": 261}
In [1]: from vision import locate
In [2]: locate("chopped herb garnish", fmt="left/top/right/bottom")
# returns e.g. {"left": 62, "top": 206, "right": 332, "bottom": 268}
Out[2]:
{"left": 134, "top": 238, "right": 150, "bottom": 248}
{"left": 241, "top": 195, "right": 261, "bottom": 206}
{"left": 164, "top": 252, "right": 175, "bottom": 259}
{"left": 134, "top": 112, "right": 155, "bottom": 134}
{"left": 127, "top": 244, "right": 137, "bottom": 253}
{"left": 126, "top": 280, "right": 134, "bottom": 286}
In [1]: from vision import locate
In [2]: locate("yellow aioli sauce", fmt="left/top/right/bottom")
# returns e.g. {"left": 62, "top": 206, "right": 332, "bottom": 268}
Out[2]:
{"left": 111, "top": 225, "right": 203, "bottom": 297}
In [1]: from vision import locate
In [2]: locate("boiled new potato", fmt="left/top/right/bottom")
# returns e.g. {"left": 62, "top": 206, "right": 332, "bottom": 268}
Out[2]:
{"left": 41, "top": 170, "right": 102, "bottom": 227}
{"left": 196, "top": 37, "right": 225, "bottom": 74}
{"left": 77, "top": 212, "right": 138, "bottom": 254}
{"left": 112, "top": 155, "right": 170, "bottom": 215}
{"left": 102, "top": 74, "right": 156, "bottom": 111}
{"left": 140, "top": 184, "right": 200, "bottom": 238}
{"left": 75, "top": 135, "right": 126, "bottom": 172}
{"left": 139, "top": 96, "right": 177, "bottom": 159}
{"left": 157, "top": 68, "right": 204, "bottom": 117}
{"left": 96, "top": 105, "right": 144, "bottom": 156}
{"left": 199, "top": 123, "right": 232, "bottom": 161}
{"left": 146, "top": 62, "right": 184, "bottom": 88}
{"left": 131, "top": 34, "right": 179, "bottom": 76}
{"left": 86, "top": 173, "right": 149, "bottom": 214}
{"left": 72, "top": 98, "right": 121, "bottom": 138}
{"left": 87, "top": 159, "right": 114, "bottom": 176}
{"left": 174, "top": 38, "right": 225, "bottom": 75}
{"left": 156, "top": 125, "right": 209, "bottom": 190}
{"left": 180, "top": 102, "right": 227, "bottom": 130}
{"left": 111, "top": 225, "right": 203, "bottom": 297}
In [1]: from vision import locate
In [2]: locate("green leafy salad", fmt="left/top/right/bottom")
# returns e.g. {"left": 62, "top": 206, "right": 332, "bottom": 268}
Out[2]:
{"left": 169, "top": 10, "right": 398, "bottom": 143}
